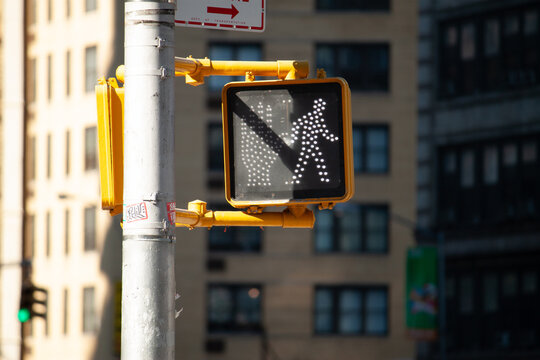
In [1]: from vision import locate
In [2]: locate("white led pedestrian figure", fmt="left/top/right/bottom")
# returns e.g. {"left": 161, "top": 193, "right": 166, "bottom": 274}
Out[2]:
{"left": 238, "top": 97, "right": 337, "bottom": 187}
{"left": 285, "top": 98, "right": 338, "bottom": 185}
{"left": 239, "top": 101, "right": 282, "bottom": 187}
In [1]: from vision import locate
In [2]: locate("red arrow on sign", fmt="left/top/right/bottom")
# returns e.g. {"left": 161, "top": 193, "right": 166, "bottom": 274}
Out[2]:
{"left": 207, "top": 4, "right": 239, "bottom": 19}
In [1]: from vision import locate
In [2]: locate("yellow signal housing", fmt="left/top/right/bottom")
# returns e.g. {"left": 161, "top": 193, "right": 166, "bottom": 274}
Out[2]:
{"left": 221, "top": 77, "right": 354, "bottom": 210}
{"left": 96, "top": 77, "right": 124, "bottom": 216}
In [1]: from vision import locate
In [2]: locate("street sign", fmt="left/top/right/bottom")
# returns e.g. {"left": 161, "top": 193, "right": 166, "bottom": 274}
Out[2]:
{"left": 175, "top": 0, "right": 265, "bottom": 32}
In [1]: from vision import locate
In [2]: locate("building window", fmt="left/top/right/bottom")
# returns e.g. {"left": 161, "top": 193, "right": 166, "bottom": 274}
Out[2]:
{"left": 63, "top": 288, "right": 69, "bottom": 334}
{"left": 207, "top": 123, "right": 224, "bottom": 187}
{"left": 314, "top": 286, "right": 388, "bottom": 335}
{"left": 47, "top": 0, "right": 52, "bottom": 22}
{"left": 439, "top": 4, "right": 540, "bottom": 99}
{"left": 460, "top": 150, "right": 475, "bottom": 188}
{"left": 353, "top": 125, "right": 389, "bottom": 173}
{"left": 65, "top": 130, "right": 71, "bottom": 175}
{"left": 84, "top": 46, "right": 97, "bottom": 93}
{"left": 446, "top": 258, "right": 540, "bottom": 353}
{"left": 82, "top": 287, "right": 97, "bottom": 333}
{"left": 315, "top": 203, "right": 389, "bottom": 253}
{"left": 208, "top": 204, "right": 262, "bottom": 252}
{"left": 438, "top": 135, "right": 540, "bottom": 232}
{"left": 46, "top": 134, "right": 52, "bottom": 179}
{"left": 66, "top": 51, "right": 71, "bottom": 96}
{"left": 28, "top": 0, "right": 36, "bottom": 25}
{"left": 316, "top": 0, "right": 390, "bottom": 11}
{"left": 85, "top": 0, "right": 97, "bottom": 12}
{"left": 65, "top": 209, "right": 70, "bottom": 255}
{"left": 208, "top": 284, "right": 262, "bottom": 333}
{"left": 45, "top": 211, "right": 51, "bottom": 257}
{"left": 85, "top": 126, "right": 97, "bottom": 171}
{"left": 47, "top": 54, "right": 52, "bottom": 100}
{"left": 483, "top": 146, "right": 498, "bottom": 185}
{"left": 84, "top": 206, "right": 96, "bottom": 251}
{"left": 26, "top": 215, "right": 35, "bottom": 259}
{"left": 207, "top": 43, "right": 262, "bottom": 94}
{"left": 28, "top": 58, "right": 37, "bottom": 103}
{"left": 316, "top": 43, "right": 389, "bottom": 92}
{"left": 28, "top": 136, "right": 36, "bottom": 180}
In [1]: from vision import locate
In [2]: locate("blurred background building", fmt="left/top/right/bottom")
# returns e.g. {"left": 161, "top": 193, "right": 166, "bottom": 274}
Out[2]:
{"left": 416, "top": 0, "right": 540, "bottom": 359}
{"left": 0, "top": 0, "right": 418, "bottom": 359}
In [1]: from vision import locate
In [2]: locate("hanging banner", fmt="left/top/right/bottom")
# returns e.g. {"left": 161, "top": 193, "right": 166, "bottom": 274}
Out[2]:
{"left": 406, "top": 246, "right": 438, "bottom": 341}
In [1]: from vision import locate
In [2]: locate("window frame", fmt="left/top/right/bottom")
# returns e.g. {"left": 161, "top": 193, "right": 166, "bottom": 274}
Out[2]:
{"left": 83, "top": 206, "right": 96, "bottom": 251}
{"left": 207, "top": 283, "right": 263, "bottom": 334}
{"left": 438, "top": 4, "right": 540, "bottom": 99}
{"left": 314, "top": 203, "right": 390, "bottom": 254}
{"left": 315, "top": 0, "right": 391, "bottom": 12}
{"left": 314, "top": 285, "right": 389, "bottom": 336}
{"left": 316, "top": 43, "right": 390, "bottom": 92}
{"left": 84, "top": 45, "right": 97, "bottom": 93}
{"left": 353, "top": 124, "right": 390, "bottom": 174}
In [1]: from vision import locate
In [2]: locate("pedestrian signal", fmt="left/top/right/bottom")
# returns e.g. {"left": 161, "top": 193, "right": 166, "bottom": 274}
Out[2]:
{"left": 222, "top": 78, "right": 354, "bottom": 208}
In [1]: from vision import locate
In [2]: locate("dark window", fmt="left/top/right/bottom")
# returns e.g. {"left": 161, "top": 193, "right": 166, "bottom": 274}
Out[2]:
{"left": 438, "top": 134, "right": 540, "bottom": 233}
{"left": 439, "top": 4, "right": 540, "bottom": 99}
{"left": 47, "top": 54, "right": 52, "bottom": 100}
{"left": 45, "top": 211, "right": 51, "bottom": 257}
{"left": 82, "top": 287, "right": 97, "bottom": 333}
{"left": 66, "top": 51, "right": 71, "bottom": 96}
{"left": 208, "top": 203, "right": 262, "bottom": 252}
{"left": 84, "top": 206, "right": 96, "bottom": 251}
{"left": 446, "top": 256, "right": 540, "bottom": 353}
{"left": 207, "top": 284, "right": 262, "bottom": 333}
{"left": 27, "top": 136, "right": 36, "bottom": 180}
{"left": 63, "top": 288, "right": 69, "bottom": 334}
{"left": 28, "top": 0, "right": 36, "bottom": 25}
{"left": 47, "top": 0, "right": 52, "bottom": 22}
{"left": 85, "top": 126, "right": 97, "bottom": 171}
{"left": 316, "top": 43, "right": 389, "bottom": 92}
{"left": 207, "top": 43, "right": 262, "bottom": 94}
{"left": 25, "top": 215, "right": 35, "bottom": 259}
{"left": 316, "top": 0, "right": 390, "bottom": 11}
{"left": 46, "top": 134, "right": 52, "bottom": 179}
{"left": 85, "top": 0, "right": 97, "bottom": 12}
{"left": 315, "top": 203, "right": 389, "bottom": 253}
{"left": 84, "top": 46, "right": 97, "bottom": 93}
{"left": 315, "top": 286, "right": 388, "bottom": 335}
{"left": 27, "top": 58, "right": 37, "bottom": 103}
{"left": 353, "top": 125, "right": 389, "bottom": 173}
{"left": 207, "top": 123, "right": 224, "bottom": 187}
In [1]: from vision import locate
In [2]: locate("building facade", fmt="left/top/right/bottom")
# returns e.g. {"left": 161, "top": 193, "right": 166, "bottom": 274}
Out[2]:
{"left": 2, "top": 0, "right": 417, "bottom": 359}
{"left": 417, "top": 0, "right": 540, "bottom": 358}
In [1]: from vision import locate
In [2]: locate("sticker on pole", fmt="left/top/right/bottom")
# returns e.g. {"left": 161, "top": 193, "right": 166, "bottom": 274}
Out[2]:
{"left": 124, "top": 202, "right": 149, "bottom": 223}
{"left": 175, "top": 0, "right": 265, "bottom": 32}
{"left": 167, "top": 202, "right": 176, "bottom": 224}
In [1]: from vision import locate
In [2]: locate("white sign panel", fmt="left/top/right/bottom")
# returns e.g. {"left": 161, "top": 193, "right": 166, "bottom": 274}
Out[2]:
{"left": 175, "top": 0, "right": 265, "bottom": 32}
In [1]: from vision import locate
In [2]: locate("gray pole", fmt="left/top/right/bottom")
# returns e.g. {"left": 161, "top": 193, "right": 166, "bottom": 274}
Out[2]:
{"left": 122, "top": 1, "right": 176, "bottom": 359}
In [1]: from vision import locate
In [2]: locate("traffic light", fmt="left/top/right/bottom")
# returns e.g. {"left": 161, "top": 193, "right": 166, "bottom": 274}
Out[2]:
{"left": 18, "top": 283, "right": 47, "bottom": 323}
{"left": 221, "top": 78, "right": 354, "bottom": 208}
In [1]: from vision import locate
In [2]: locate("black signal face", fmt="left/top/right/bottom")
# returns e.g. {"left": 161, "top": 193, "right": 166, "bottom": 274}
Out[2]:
{"left": 223, "top": 79, "right": 352, "bottom": 206}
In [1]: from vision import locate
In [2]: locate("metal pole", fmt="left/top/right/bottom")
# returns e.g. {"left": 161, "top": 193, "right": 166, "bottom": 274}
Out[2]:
{"left": 437, "top": 232, "right": 446, "bottom": 360}
{"left": 122, "top": 1, "right": 176, "bottom": 359}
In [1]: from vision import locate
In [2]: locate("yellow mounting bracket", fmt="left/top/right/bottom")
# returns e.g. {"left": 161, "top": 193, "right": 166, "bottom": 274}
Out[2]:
{"left": 115, "top": 56, "right": 310, "bottom": 86}
{"left": 175, "top": 200, "right": 315, "bottom": 229}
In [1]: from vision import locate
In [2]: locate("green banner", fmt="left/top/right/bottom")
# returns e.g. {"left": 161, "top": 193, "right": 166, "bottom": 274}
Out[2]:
{"left": 406, "top": 246, "right": 438, "bottom": 341}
